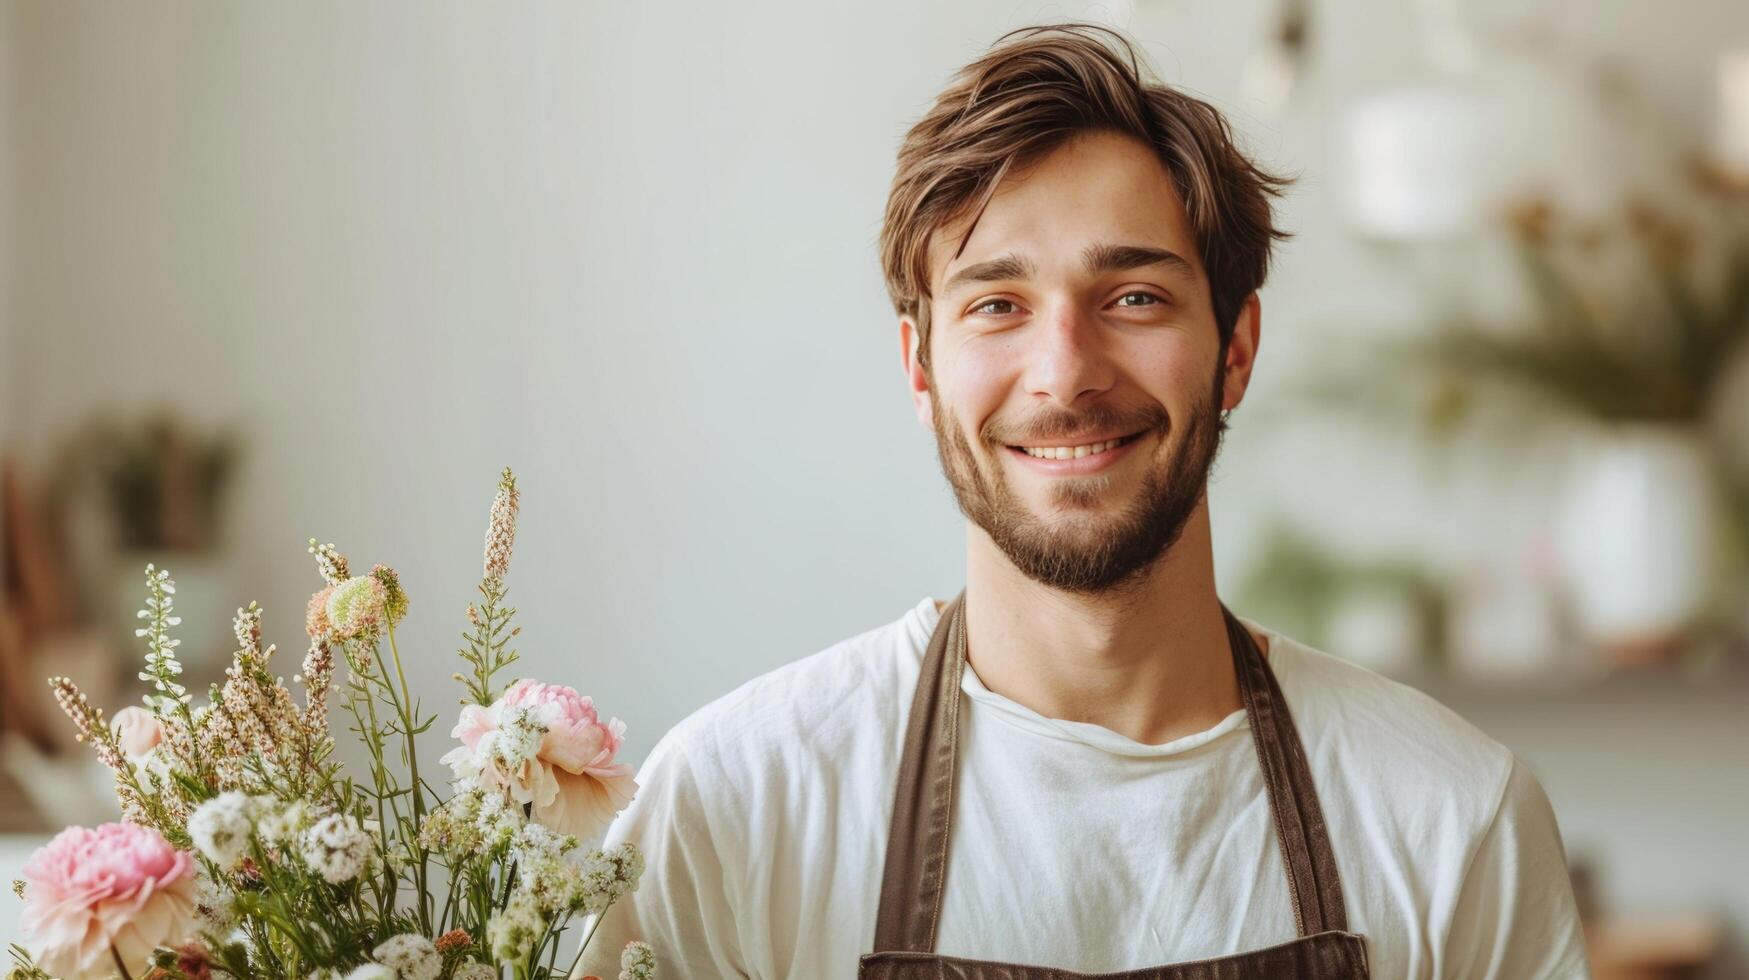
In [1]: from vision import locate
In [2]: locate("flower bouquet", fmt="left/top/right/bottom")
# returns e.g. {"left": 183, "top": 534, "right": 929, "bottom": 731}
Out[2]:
{"left": 9, "top": 470, "right": 656, "bottom": 980}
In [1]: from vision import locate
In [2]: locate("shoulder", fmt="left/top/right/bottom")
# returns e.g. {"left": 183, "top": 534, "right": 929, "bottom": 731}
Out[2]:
{"left": 1255, "top": 623, "right": 1521, "bottom": 854}
{"left": 1258, "top": 628, "right": 1585, "bottom": 973}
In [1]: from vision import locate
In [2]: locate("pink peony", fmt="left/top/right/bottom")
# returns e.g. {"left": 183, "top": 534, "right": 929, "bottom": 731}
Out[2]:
{"left": 442, "top": 680, "right": 638, "bottom": 841}
{"left": 110, "top": 706, "right": 165, "bottom": 761}
{"left": 21, "top": 822, "right": 199, "bottom": 980}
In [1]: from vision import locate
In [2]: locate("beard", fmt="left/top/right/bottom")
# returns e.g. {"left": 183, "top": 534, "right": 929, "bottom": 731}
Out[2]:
{"left": 929, "top": 359, "right": 1228, "bottom": 596}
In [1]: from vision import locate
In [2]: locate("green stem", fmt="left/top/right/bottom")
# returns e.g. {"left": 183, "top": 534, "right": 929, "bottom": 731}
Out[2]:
{"left": 382, "top": 618, "right": 433, "bottom": 933}
{"left": 564, "top": 910, "right": 610, "bottom": 979}
{"left": 348, "top": 675, "right": 397, "bottom": 920}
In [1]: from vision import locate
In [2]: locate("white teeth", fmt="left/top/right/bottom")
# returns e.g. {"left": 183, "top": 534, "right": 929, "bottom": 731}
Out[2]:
{"left": 1022, "top": 438, "right": 1125, "bottom": 460}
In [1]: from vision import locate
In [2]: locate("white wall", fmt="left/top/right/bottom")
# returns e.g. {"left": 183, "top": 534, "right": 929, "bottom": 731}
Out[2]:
{"left": 8, "top": 0, "right": 1749, "bottom": 966}
{"left": 1, "top": 0, "right": 14, "bottom": 470}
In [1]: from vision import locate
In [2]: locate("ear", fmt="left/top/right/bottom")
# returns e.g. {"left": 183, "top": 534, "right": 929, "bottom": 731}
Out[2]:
{"left": 900, "top": 315, "right": 933, "bottom": 428}
{"left": 1220, "top": 293, "right": 1262, "bottom": 413}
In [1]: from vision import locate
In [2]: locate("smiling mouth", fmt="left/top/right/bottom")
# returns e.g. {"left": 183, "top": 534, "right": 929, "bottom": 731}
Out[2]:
{"left": 1006, "top": 432, "right": 1145, "bottom": 460}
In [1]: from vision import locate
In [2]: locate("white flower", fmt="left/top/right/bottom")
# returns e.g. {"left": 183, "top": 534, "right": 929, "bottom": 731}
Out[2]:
{"left": 189, "top": 791, "right": 256, "bottom": 867}
{"left": 445, "top": 708, "right": 546, "bottom": 794}
{"left": 418, "top": 789, "right": 487, "bottom": 859}
{"left": 371, "top": 934, "right": 440, "bottom": 980}
{"left": 450, "top": 964, "right": 496, "bottom": 980}
{"left": 301, "top": 813, "right": 374, "bottom": 885}
{"left": 509, "top": 823, "right": 581, "bottom": 914}
{"left": 343, "top": 966, "right": 395, "bottom": 980}
{"left": 474, "top": 790, "right": 524, "bottom": 851}
{"left": 485, "top": 890, "right": 543, "bottom": 962}
{"left": 258, "top": 799, "right": 312, "bottom": 847}
{"left": 571, "top": 842, "right": 645, "bottom": 915}
{"left": 492, "top": 708, "right": 545, "bottom": 772}
{"left": 194, "top": 872, "right": 238, "bottom": 931}
{"left": 619, "top": 940, "right": 656, "bottom": 980}
{"left": 510, "top": 822, "right": 575, "bottom": 865}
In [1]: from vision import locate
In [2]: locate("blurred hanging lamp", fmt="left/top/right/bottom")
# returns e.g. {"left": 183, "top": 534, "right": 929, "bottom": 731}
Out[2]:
{"left": 1340, "top": 0, "right": 1631, "bottom": 241}
{"left": 1239, "top": 0, "right": 1311, "bottom": 114}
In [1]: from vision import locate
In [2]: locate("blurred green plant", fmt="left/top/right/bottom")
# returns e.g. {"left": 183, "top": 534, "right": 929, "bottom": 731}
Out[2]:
{"left": 1234, "top": 522, "right": 1449, "bottom": 668}
{"left": 1301, "top": 174, "right": 1749, "bottom": 570}
{"left": 1307, "top": 178, "right": 1749, "bottom": 427}
{"left": 55, "top": 410, "right": 242, "bottom": 552}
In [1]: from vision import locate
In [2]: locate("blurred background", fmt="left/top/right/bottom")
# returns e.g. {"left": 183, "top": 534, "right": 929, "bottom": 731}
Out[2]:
{"left": 1, "top": 1, "right": 1746, "bottom": 976}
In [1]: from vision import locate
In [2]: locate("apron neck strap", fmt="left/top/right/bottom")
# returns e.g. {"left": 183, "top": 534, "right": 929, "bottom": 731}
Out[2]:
{"left": 872, "top": 590, "right": 1349, "bottom": 954}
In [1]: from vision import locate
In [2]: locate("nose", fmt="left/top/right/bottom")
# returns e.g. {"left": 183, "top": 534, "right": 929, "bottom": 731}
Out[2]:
{"left": 1021, "top": 300, "right": 1117, "bottom": 407}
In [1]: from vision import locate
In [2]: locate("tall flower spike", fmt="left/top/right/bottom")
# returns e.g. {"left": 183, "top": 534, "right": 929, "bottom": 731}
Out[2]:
{"left": 307, "top": 538, "right": 350, "bottom": 587}
{"left": 298, "top": 639, "right": 335, "bottom": 732}
{"left": 47, "top": 677, "right": 125, "bottom": 774}
{"left": 233, "top": 602, "right": 264, "bottom": 655}
{"left": 483, "top": 468, "right": 520, "bottom": 583}
{"left": 136, "top": 565, "right": 190, "bottom": 714}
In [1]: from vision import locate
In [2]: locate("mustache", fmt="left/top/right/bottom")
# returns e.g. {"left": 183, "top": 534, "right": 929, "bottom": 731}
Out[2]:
{"left": 983, "top": 402, "right": 1171, "bottom": 446}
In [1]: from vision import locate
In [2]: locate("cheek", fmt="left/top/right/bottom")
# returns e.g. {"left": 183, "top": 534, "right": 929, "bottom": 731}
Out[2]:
{"left": 1136, "top": 337, "right": 1221, "bottom": 408}
{"left": 934, "top": 355, "right": 1015, "bottom": 439}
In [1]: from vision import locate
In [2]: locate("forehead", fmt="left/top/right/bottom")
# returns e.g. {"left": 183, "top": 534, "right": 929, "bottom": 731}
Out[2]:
{"left": 928, "top": 130, "right": 1203, "bottom": 289}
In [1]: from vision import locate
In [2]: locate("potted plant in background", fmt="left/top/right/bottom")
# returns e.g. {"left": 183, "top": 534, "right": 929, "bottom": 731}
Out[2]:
{"left": 1307, "top": 174, "right": 1749, "bottom": 665}
{"left": 60, "top": 411, "right": 242, "bottom": 679}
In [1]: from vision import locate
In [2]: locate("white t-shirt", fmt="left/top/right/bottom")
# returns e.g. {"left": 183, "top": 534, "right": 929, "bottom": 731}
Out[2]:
{"left": 574, "top": 597, "right": 1589, "bottom": 979}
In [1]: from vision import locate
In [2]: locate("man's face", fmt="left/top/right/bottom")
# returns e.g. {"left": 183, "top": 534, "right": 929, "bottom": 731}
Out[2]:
{"left": 906, "top": 131, "right": 1252, "bottom": 595}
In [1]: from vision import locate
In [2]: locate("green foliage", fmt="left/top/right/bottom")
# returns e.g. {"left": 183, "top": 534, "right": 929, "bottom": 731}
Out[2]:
{"left": 457, "top": 581, "right": 521, "bottom": 708}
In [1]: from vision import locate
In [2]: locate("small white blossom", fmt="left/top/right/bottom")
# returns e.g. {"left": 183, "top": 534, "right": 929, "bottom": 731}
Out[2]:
{"left": 419, "top": 789, "right": 487, "bottom": 858}
{"left": 258, "top": 799, "right": 312, "bottom": 847}
{"left": 619, "top": 940, "right": 656, "bottom": 980}
{"left": 572, "top": 842, "right": 645, "bottom": 915}
{"left": 194, "top": 872, "right": 238, "bottom": 931}
{"left": 474, "top": 790, "right": 524, "bottom": 851}
{"left": 511, "top": 822, "right": 575, "bottom": 865}
{"left": 492, "top": 708, "right": 545, "bottom": 772}
{"left": 485, "top": 890, "right": 543, "bottom": 962}
{"left": 510, "top": 823, "right": 581, "bottom": 913}
{"left": 343, "top": 966, "right": 394, "bottom": 980}
{"left": 301, "top": 812, "right": 374, "bottom": 885}
{"left": 371, "top": 934, "right": 440, "bottom": 980}
{"left": 450, "top": 965, "right": 497, "bottom": 980}
{"left": 189, "top": 791, "right": 256, "bottom": 867}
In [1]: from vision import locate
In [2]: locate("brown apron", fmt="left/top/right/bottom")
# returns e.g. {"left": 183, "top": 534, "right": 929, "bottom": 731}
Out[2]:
{"left": 859, "top": 591, "right": 1370, "bottom": 979}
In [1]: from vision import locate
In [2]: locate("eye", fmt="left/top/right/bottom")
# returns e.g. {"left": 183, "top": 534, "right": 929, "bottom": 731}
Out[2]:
{"left": 1112, "top": 291, "right": 1163, "bottom": 308}
{"left": 971, "top": 298, "right": 1019, "bottom": 316}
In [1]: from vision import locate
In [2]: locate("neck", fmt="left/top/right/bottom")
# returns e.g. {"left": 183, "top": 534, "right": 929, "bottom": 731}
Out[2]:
{"left": 957, "top": 497, "right": 1262, "bottom": 746}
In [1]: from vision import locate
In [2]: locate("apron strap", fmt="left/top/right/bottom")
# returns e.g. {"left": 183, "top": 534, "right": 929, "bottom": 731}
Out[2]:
{"left": 1225, "top": 605, "right": 1349, "bottom": 935}
{"left": 870, "top": 591, "right": 1349, "bottom": 953}
{"left": 872, "top": 590, "right": 967, "bottom": 953}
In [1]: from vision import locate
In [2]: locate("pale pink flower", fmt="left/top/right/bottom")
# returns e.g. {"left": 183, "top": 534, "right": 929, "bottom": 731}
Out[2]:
{"left": 110, "top": 706, "right": 166, "bottom": 761}
{"left": 442, "top": 680, "right": 637, "bottom": 841}
{"left": 21, "top": 822, "right": 199, "bottom": 980}
{"left": 306, "top": 584, "right": 336, "bottom": 639}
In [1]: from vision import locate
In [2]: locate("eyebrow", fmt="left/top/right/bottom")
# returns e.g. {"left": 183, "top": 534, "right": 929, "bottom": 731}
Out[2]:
{"left": 941, "top": 243, "right": 1194, "bottom": 294}
{"left": 1081, "top": 242, "right": 1196, "bottom": 278}
{"left": 941, "top": 252, "right": 1036, "bottom": 293}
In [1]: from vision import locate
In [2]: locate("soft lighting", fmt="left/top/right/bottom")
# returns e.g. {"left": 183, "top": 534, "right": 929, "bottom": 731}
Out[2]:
{"left": 1714, "top": 50, "right": 1749, "bottom": 180}
{"left": 1342, "top": 86, "right": 1488, "bottom": 241}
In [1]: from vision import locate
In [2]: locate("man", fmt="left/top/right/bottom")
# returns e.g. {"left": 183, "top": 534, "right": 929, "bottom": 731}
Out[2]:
{"left": 576, "top": 24, "right": 1587, "bottom": 980}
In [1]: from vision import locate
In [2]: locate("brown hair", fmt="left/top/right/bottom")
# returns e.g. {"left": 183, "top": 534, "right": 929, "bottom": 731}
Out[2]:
{"left": 880, "top": 24, "right": 1291, "bottom": 368}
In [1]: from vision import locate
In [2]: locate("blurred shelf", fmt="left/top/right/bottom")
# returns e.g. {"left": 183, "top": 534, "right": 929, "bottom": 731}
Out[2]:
{"left": 1387, "top": 652, "right": 1749, "bottom": 704}
{"left": 1587, "top": 913, "right": 1723, "bottom": 980}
